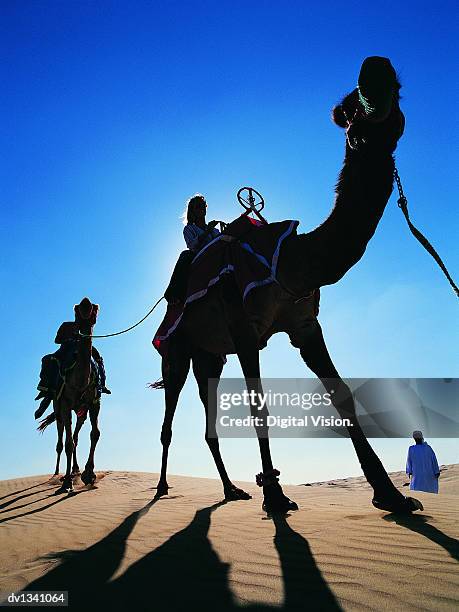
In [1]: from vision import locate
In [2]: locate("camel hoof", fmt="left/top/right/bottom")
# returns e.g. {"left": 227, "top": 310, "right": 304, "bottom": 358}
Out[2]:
{"left": 155, "top": 481, "right": 169, "bottom": 497}
{"left": 406, "top": 497, "right": 424, "bottom": 512}
{"left": 372, "top": 496, "right": 423, "bottom": 514}
{"left": 81, "top": 469, "right": 96, "bottom": 486}
{"left": 71, "top": 467, "right": 80, "bottom": 476}
{"left": 224, "top": 485, "right": 252, "bottom": 501}
{"left": 55, "top": 477, "right": 73, "bottom": 494}
{"left": 262, "top": 483, "right": 298, "bottom": 514}
{"left": 263, "top": 497, "right": 299, "bottom": 514}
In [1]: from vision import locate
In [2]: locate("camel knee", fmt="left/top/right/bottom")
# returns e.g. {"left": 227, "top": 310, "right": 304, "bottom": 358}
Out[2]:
{"left": 250, "top": 404, "right": 269, "bottom": 421}
{"left": 198, "top": 390, "right": 208, "bottom": 406}
{"left": 161, "top": 426, "right": 172, "bottom": 447}
{"left": 90, "top": 427, "right": 100, "bottom": 443}
{"left": 205, "top": 433, "right": 219, "bottom": 449}
{"left": 65, "top": 439, "right": 74, "bottom": 454}
{"left": 255, "top": 426, "right": 269, "bottom": 439}
{"left": 56, "top": 441, "right": 64, "bottom": 454}
{"left": 330, "top": 381, "right": 356, "bottom": 418}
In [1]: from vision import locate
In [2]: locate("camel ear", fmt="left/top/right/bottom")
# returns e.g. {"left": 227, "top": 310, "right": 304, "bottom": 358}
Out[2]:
{"left": 88, "top": 304, "right": 99, "bottom": 326}
{"left": 331, "top": 104, "right": 348, "bottom": 128}
{"left": 331, "top": 88, "right": 359, "bottom": 127}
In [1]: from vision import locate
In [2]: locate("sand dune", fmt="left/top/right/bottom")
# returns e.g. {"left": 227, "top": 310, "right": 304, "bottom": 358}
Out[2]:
{"left": 0, "top": 467, "right": 458, "bottom": 611}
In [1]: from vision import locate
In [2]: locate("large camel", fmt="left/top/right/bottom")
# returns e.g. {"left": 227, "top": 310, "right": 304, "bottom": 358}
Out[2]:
{"left": 155, "top": 57, "right": 423, "bottom": 514}
{"left": 39, "top": 298, "right": 102, "bottom": 494}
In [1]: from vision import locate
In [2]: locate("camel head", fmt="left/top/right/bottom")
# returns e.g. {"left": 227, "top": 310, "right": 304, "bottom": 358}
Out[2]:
{"left": 74, "top": 297, "right": 99, "bottom": 328}
{"left": 332, "top": 56, "right": 404, "bottom": 154}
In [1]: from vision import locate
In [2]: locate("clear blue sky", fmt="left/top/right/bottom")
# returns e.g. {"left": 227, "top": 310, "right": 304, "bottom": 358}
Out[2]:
{"left": 1, "top": 1, "right": 457, "bottom": 484}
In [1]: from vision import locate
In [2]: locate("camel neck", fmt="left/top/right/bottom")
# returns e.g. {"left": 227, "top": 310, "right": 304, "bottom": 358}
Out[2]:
{"left": 75, "top": 323, "right": 93, "bottom": 389}
{"left": 317, "top": 149, "right": 395, "bottom": 252}
{"left": 278, "top": 148, "right": 395, "bottom": 295}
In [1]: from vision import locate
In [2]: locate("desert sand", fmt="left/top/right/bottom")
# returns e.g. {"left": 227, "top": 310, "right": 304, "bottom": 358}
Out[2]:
{"left": 0, "top": 466, "right": 458, "bottom": 611}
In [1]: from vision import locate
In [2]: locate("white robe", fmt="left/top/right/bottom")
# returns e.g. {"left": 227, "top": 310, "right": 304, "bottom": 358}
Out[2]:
{"left": 406, "top": 442, "right": 440, "bottom": 493}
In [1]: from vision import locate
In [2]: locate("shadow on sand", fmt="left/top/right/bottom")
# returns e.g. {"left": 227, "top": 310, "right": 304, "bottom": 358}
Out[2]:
{"left": 0, "top": 486, "right": 56, "bottom": 510}
{"left": 383, "top": 513, "right": 459, "bottom": 562}
{"left": 0, "top": 481, "right": 51, "bottom": 502}
{"left": 0, "top": 491, "right": 90, "bottom": 525}
{"left": 24, "top": 497, "right": 341, "bottom": 611}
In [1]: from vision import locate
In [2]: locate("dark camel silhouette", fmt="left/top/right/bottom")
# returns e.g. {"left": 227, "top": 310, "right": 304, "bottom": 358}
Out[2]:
{"left": 38, "top": 298, "right": 102, "bottom": 494}
{"left": 156, "top": 57, "right": 423, "bottom": 515}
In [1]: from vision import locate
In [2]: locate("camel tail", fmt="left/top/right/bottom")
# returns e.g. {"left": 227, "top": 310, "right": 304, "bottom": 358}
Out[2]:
{"left": 148, "top": 378, "right": 165, "bottom": 390}
{"left": 38, "top": 413, "right": 56, "bottom": 432}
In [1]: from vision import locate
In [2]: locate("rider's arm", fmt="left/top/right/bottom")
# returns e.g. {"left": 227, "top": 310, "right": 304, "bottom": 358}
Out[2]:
{"left": 184, "top": 222, "right": 219, "bottom": 251}
{"left": 183, "top": 224, "right": 201, "bottom": 251}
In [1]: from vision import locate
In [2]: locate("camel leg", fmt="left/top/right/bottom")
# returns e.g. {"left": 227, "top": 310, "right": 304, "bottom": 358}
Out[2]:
{"left": 54, "top": 414, "right": 64, "bottom": 476}
{"left": 71, "top": 415, "right": 86, "bottom": 475}
{"left": 229, "top": 322, "right": 298, "bottom": 513}
{"left": 192, "top": 348, "right": 252, "bottom": 501}
{"left": 156, "top": 338, "right": 191, "bottom": 497}
{"left": 299, "top": 322, "right": 423, "bottom": 513}
{"left": 56, "top": 407, "right": 74, "bottom": 493}
{"left": 81, "top": 403, "right": 100, "bottom": 486}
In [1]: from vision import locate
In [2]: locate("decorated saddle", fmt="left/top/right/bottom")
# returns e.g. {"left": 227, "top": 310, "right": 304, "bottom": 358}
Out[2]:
{"left": 153, "top": 216, "right": 299, "bottom": 356}
{"left": 36, "top": 321, "right": 105, "bottom": 405}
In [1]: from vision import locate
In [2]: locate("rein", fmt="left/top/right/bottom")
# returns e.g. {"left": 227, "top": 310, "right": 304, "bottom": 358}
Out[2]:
{"left": 80, "top": 296, "right": 165, "bottom": 339}
{"left": 394, "top": 169, "right": 458, "bottom": 297}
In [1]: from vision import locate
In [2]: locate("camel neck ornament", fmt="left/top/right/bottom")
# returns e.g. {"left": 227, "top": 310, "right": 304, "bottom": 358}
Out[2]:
{"left": 155, "top": 57, "right": 424, "bottom": 515}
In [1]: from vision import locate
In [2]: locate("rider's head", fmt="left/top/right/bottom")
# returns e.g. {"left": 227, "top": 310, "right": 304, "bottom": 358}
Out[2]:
{"left": 184, "top": 194, "right": 207, "bottom": 224}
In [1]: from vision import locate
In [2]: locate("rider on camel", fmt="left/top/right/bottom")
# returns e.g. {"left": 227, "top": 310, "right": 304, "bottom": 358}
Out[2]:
{"left": 34, "top": 312, "right": 111, "bottom": 420}
{"left": 164, "top": 193, "right": 221, "bottom": 305}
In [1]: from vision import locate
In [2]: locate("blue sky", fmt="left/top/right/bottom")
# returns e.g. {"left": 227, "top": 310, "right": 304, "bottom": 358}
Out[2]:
{"left": 1, "top": 1, "right": 457, "bottom": 484}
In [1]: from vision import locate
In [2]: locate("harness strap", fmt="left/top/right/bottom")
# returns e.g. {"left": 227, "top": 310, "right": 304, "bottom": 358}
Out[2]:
{"left": 394, "top": 169, "right": 458, "bottom": 297}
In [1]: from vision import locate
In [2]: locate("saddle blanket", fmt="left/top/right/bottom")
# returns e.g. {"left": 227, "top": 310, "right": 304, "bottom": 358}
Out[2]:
{"left": 37, "top": 349, "right": 102, "bottom": 417}
{"left": 153, "top": 218, "right": 299, "bottom": 356}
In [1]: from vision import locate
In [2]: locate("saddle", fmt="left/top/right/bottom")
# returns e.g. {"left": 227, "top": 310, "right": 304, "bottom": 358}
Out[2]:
{"left": 36, "top": 340, "right": 102, "bottom": 402}
{"left": 222, "top": 214, "right": 264, "bottom": 240}
{"left": 155, "top": 218, "right": 301, "bottom": 357}
{"left": 36, "top": 341, "right": 79, "bottom": 401}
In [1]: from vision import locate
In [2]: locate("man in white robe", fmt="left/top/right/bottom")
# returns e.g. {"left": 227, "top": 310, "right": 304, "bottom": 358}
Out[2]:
{"left": 406, "top": 430, "right": 440, "bottom": 494}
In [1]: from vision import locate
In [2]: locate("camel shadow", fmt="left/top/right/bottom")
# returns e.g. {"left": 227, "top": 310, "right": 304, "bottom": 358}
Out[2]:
{"left": 23, "top": 496, "right": 161, "bottom": 608}
{"left": 0, "top": 491, "right": 66, "bottom": 515}
{"left": 0, "top": 481, "right": 50, "bottom": 502}
{"left": 22, "top": 497, "right": 340, "bottom": 611}
{"left": 272, "top": 513, "right": 342, "bottom": 610}
{"left": 383, "top": 514, "right": 459, "bottom": 562}
{"left": 0, "top": 486, "right": 56, "bottom": 510}
{"left": 0, "top": 490, "right": 90, "bottom": 525}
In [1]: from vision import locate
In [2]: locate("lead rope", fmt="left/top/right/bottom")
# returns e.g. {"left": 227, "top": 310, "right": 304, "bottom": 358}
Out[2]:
{"left": 80, "top": 296, "right": 165, "bottom": 339}
{"left": 394, "top": 168, "right": 458, "bottom": 297}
